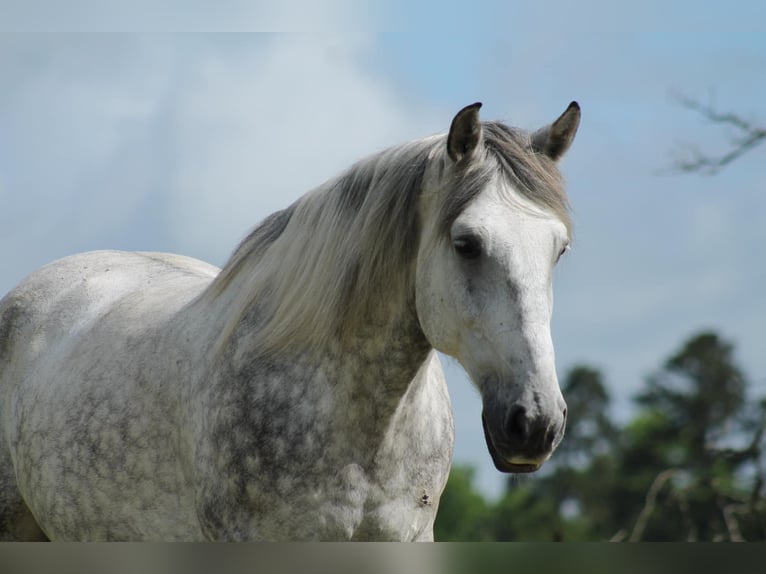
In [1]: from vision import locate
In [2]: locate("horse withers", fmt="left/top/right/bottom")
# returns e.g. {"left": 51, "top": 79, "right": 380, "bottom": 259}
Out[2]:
{"left": 0, "top": 101, "right": 579, "bottom": 540}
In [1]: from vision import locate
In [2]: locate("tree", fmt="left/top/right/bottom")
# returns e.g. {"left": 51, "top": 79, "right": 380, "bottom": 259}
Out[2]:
{"left": 531, "top": 366, "right": 620, "bottom": 540}
{"left": 625, "top": 331, "right": 765, "bottom": 541}
{"left": 554, "top": 366, "right": 616, "bottom": 467}
{"left": 433, "top": 465, "right": 493, "bottom": 541}
{"left": 637, "top": 332, "right": 746, "bottom": 466}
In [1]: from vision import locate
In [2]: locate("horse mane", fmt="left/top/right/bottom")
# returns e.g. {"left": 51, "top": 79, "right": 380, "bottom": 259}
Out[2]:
{"left": 206, "top": 121, "right": 570, "bottom": 358}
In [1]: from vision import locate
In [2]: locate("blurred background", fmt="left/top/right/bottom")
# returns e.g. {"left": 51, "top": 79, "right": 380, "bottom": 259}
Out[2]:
{"left": 1, "top": 1, "right": 765, "bottom": 540}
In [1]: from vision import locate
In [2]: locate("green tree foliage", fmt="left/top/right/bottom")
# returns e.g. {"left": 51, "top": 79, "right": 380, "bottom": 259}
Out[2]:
{"left": 638, "top": 332, "right": 746, "bottom": 463}
{"left": 555, "top": 366, "right": 616, "bottom": 467}
{"left": 434, "top": 330, "right": 766, "bottom": 541}
{"left": 433, "top": 465, "right": 493, "bottom": 541}
{"left": 626, "top": 332, "right": 765, "bottom": 541}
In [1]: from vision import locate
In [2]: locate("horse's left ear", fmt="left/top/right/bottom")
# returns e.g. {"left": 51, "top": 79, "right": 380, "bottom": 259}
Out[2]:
{"left": 447, "top": 102, "right": 483, "bottom": 162}
{"left": 531, "top": 101, "right": 580, "bottom": 161}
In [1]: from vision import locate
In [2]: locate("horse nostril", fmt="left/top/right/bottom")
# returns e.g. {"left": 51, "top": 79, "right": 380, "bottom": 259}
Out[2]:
{"left": 506, "top": 405, "right": 529, "bottom": 444}
{"left": 544, "top": 425, "right": 558, "bottom": 450}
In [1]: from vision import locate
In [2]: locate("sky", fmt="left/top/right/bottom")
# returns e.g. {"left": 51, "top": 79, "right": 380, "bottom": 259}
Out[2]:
{"left": 1, "top": 2, "right": 765, "bottom": 498}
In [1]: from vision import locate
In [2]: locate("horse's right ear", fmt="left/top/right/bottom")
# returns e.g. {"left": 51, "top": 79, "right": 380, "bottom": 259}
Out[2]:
{"left": 447, "top": 102, "right": 483, "bottom": 162}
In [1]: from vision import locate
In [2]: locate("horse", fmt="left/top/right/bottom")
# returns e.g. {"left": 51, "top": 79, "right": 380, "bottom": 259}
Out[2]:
{"left": 0, "top": 101, "right": 580, "bottom": 541}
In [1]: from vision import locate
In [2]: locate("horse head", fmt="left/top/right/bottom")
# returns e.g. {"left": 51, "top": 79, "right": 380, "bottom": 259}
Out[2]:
{"left": 416, "top": 102, "right": 580, "bottom": 472}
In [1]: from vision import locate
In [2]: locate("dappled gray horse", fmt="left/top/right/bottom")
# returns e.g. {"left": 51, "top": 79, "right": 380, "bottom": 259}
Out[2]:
{"left": 0, "top": 102, "right": 579, "bottom": 541}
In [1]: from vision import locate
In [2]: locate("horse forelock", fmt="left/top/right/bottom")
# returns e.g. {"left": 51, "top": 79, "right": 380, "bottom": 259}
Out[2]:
{"left": 208, "top": 120, "right": 570, "bottom": 358}
{"left": 438, "top": 121, "right": 571, "bottom": 239}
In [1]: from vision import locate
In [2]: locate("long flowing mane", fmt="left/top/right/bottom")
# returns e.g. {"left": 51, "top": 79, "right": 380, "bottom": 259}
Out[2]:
{"left": 206, "top": 121, "right": 571, "bottom": 358}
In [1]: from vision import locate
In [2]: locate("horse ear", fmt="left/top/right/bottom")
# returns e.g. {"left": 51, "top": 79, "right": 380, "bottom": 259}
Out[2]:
{"left": 447, "top": 102, "right": 483, "bottom": 162}
{"left": 531, "top": 101, "right": 580, "bottom": 161}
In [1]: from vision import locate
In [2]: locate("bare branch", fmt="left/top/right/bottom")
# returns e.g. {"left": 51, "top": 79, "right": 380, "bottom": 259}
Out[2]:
{"left": 674, "top": 484, "right": 697, "bottom": 541}
{"left": 674, "top": 94, "right": 755, "bottom": 132}
{"left": 609, "top": 528, "right": 628, "bottom": 542}
{"left": 722, "top": 503, "right": 747, "bottom": 542}
{"left": 628, "top": 469, "right": 680, "bottom": 542}
{"left": 665, "top": 93, "right": 766, "bottom": 176}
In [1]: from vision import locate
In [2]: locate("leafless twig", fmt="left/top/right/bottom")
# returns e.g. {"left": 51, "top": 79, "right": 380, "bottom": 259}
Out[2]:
{"left": 666, "top": 94, "right": 766, "bottom": 176}
{"left": 628, "top": 469, "right": 680, "bottom": 542}
{"left": 722, "top": 502, "right": 747, "bottom": 542}
{"left": 609, "top": 528, "right": 628, "bottom": 542}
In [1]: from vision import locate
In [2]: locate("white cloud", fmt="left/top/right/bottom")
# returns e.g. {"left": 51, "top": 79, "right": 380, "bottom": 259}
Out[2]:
{"left": 0, "top": 33, "right": 446, "bottom": 284}
{"left": 1, "top": 0, "right": 381, "bottom": 32}
{"left": 0, "top": 37, "right": 176, "bottom": 285}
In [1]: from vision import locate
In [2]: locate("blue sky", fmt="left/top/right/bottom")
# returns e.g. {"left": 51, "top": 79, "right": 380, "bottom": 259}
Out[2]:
{"left": 1, "top": 2, "right": 765, "bottom": 498}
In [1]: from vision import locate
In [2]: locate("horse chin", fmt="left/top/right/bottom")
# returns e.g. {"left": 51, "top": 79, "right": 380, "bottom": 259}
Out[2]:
{"left": 481, "top": 413, "right": 543, "bottom": 474}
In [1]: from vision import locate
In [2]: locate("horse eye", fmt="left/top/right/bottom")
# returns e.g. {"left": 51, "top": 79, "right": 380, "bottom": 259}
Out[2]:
{"left": 556, "top": 244, "right": 570, "bottom": 262}
{"left": 453, "top": 236, "right": 483, "bottom": 260}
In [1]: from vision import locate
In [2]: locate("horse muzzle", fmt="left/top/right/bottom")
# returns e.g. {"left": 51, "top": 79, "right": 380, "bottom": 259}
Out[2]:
{"left": 481, "top": 400, "right": 567, "bottom": 474}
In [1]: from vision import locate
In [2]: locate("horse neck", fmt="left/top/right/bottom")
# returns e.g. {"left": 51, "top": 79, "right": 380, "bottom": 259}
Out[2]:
{"left": 189, "top": 265, "right": 434, "bottom": 451}
{"left": 221, "top": 262, "right": 433, "bottom": 393}
{"left": 325, "top": 316, "right": 435, "bottom": 439}
{"left": 328, "top": 300, "right": 433, "bottom": 393}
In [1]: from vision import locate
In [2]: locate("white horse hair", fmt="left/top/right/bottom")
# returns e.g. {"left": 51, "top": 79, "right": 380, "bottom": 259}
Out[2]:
{"left": 0, "top": 101, "right": 580, "bottom": 540}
